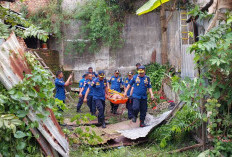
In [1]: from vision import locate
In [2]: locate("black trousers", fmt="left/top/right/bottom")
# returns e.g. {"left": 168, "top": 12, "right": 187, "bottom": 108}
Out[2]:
{"left": 126, "top": 98, "right": 133, "bottom": 119}
{"left": 111, "top": 102, "right": 119, "bottom": 113}
{"left": 132, "top": 98, "right": 147, "bottom": 121}
{"left": 95, "top": 99, "right": 106, "bottom": 122}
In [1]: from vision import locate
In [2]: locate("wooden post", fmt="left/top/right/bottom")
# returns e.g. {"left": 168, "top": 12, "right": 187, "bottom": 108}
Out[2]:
{"left": 160, "top": 4, "right": 168, "bottom": 65}
{"left": 200, "top": 98, "right": 207, "bottom": 150}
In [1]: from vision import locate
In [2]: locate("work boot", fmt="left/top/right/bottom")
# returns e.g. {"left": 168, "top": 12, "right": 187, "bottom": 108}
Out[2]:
{"left": 132, "top": 117, "right": 137, "bottom": 123}
{"left": 140, "top": 121, "right": 146, "bottom": 127}
{"left": 97, "top": 117, "right": 102, "bottom": 126}
{"left": 102, "top": 120, "right": 106, "bottom": 128}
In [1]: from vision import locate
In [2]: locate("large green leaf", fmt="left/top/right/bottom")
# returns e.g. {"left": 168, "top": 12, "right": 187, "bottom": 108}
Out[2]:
{"left": 14, "top": 131, "right": 26, "bottom": 139}
{"left": 136, "top": 0, "right": 170, "bottom": 15}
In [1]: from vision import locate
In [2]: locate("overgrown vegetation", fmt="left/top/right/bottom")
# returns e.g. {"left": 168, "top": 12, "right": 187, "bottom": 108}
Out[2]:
{"left": 145, "top": 63, "right": 166, "bottom": 92}
{"left": 20, "top": 0, "right": 70, "bottom": 40}
{"left": 0, "top": 5, "right": 48, "bottom": 41}
{"left": 171, "top": 12, "right": 232, "bottom": 156}
{"left": 149, "top": 105, "right": 200, "bottom": 148}
{"left": 70, "top": 141, "right": 200, "bottom": 157}
{"left": 188, "top": 5, "right": 213, "bottom": 20}
{"left": 71, "top": 0, "right": 124, "bottom": 53}
{"left": 0, "top": 53, "right": 60, "bottom": 156}
{"left": 145, "top": 63, "right": 170, "bottom": 106}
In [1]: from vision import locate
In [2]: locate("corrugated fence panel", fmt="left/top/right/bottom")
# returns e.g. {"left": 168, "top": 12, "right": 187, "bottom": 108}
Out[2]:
{"left": 181, "top": 45, "right": 197, "bottom": 79}
{"left": 0, "top": 33, "right": 69, "bottom": 157}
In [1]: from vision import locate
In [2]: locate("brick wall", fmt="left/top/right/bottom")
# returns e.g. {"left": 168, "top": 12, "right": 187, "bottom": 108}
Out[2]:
{"left": 9, "top": 0, "right": 50, "bottom": 14}
{"left": 17, "top": 37, "right": 27, "bottom": 50}
{"left": 34, "top": 49, "right": 60, "bottom": 74}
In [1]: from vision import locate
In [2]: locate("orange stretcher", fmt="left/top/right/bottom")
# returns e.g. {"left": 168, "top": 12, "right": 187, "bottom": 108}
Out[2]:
{"left": 107, "top": 89, "right": 128, "bottom": 104}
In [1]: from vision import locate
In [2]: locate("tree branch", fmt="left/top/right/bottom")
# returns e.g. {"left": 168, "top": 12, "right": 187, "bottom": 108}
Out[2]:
{"left": 206, "top": 0, "right": 219, "bottom": 32}
{"left": 167, "top": 0, "right": 177, "bottom": 23}
{"left": 168, "top": 143, "right": 203, "bottom": 153}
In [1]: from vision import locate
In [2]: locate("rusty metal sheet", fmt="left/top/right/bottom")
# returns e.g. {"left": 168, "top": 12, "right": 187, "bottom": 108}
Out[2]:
{"left": 0, "top": 33, "right": 69, "bottom": 157}
{"left": 117, "top": 111, "right": 172, "bottom": 140}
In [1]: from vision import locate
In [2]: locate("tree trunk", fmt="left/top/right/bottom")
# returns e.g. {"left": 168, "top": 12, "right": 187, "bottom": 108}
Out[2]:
{"left": 160, "top": 4, "right": 168, "bottom": 65}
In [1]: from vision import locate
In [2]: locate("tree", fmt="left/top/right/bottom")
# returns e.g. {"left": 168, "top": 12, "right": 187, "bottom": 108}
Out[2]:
{"left": 136, "top": 0, "right": 176, "bottom": 64}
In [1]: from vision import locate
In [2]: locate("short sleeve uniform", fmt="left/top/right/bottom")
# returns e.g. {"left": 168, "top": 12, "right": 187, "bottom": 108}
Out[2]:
{"left": 124, "top": 77, "right": 132, "bottom": 96}
{"left": 79, "top": 78, "right": 85, "bottom": 88}
{"left": 129, "top": 74, "right": 152, "bottom": 99}
{"left": 108, "top": 76, "right": 123, "bottom": 92}
{"left": 90, "top": 78, "right": 107, "bottom": 100}
{"left": 82, "top": 80, "right": 90, "bottom": 95}
{"left": 55, "top": 78, "right": 65, "bottom": 100}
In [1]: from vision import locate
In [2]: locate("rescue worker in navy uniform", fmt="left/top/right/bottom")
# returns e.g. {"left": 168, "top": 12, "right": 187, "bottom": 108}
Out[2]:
{"left": 124, "top": 72, "right": 134, "bottom": 119}
{"left": 136, "top": 63, "right": 141, "bottom": 71}
{"left": 108, "top": 70, "right": 124, "bottom": 114}
{"left": 77, "top": 73, "right": 88, "bottom": 112}
{"left": 124, "top": 66, "right": 154, "bottom": 127}
{"left": 84, "top": 71, "right": 109, "bottom": 128}
{"left": 88, "top": 67, "right": 98, "bottom": 77}
{"left": 79, "top": 73, "right": 95, "bottom": 114}
{"left": 55, "top": 71, "right": 72, "bottom": 103}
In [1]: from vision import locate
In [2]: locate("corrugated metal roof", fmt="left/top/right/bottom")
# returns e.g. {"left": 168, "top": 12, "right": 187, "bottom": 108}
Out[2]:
{"left": 0, "top": 33, "right": 69, "bottom": 157}
{"left": 117, "top": 111, "right": 172, "bottom": 140}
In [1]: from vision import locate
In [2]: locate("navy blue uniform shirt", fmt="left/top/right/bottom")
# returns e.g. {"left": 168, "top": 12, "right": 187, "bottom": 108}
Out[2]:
{"left": 124, "top": 77, "right": 133, "bottom": 96}
{"left": 129, "top": 74, "right": 152, "bottom": 99}
{"left": 82, "top": 79, "right": 91, "bottom": 95}
{"left": 90, "top": 78, "right": 107, "bottom": 100}
{"left": 79, "top": 78, "right": 85, "bottom": 88}
{"left": 55, "top": 78, "right": 65, "bottom": 100}
{"left": 87, "top": 79, "right": 94, "bottom": 96}
{"left": 92, "top": 72, "right": 98, "bottom": 77}
{"left": 108, "top": 76, "right": 123, "bottom": 92}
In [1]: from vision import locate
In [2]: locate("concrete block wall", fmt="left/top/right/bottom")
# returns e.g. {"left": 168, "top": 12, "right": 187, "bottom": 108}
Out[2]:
{"left": 48, "top": 0, "right": 182, "bottom": 82}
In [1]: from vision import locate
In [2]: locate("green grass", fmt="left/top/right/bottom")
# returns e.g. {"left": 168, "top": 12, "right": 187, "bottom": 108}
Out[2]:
{"left": 64, "top": 92, "right": 201, "bottom": 157}
{"left": 70, "top": 143, "right": 200, "bottom": 157}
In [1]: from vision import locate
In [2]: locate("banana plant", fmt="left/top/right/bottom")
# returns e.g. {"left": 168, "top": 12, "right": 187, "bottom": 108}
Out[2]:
{"left": 136, "top": 0, "right": 170, "bottom": 15}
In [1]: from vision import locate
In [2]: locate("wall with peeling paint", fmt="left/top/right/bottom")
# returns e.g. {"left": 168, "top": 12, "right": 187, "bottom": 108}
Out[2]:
{"left": 49, "top": 0, "right": 182, "bottom": 82}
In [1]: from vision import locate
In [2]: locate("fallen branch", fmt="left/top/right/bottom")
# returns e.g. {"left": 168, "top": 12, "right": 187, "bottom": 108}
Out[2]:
{"left": 168, "top": 143, "right": 202, "bottom": 154}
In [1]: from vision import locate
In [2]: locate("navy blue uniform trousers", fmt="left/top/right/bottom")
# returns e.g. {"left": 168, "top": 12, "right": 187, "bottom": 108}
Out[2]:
{"left": 94, "top": 99, "right": 106, "bottom": 121}
{"left": 126, "top": 98, "right": 133, "bottom": 119}
{"left": 87, "top": 95, "right": 96, "bottom": 115}
{"left": 87, "top": 95, "right": 93, "bottom": 113}
{"left": 132, "top": 98, "right": 147, "bottom": 121}
{"left": 111, "top": 102, "right": 119, "bottom": 112}
{"left": 77, "top": 95, "right": 84, "bottom": 111}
